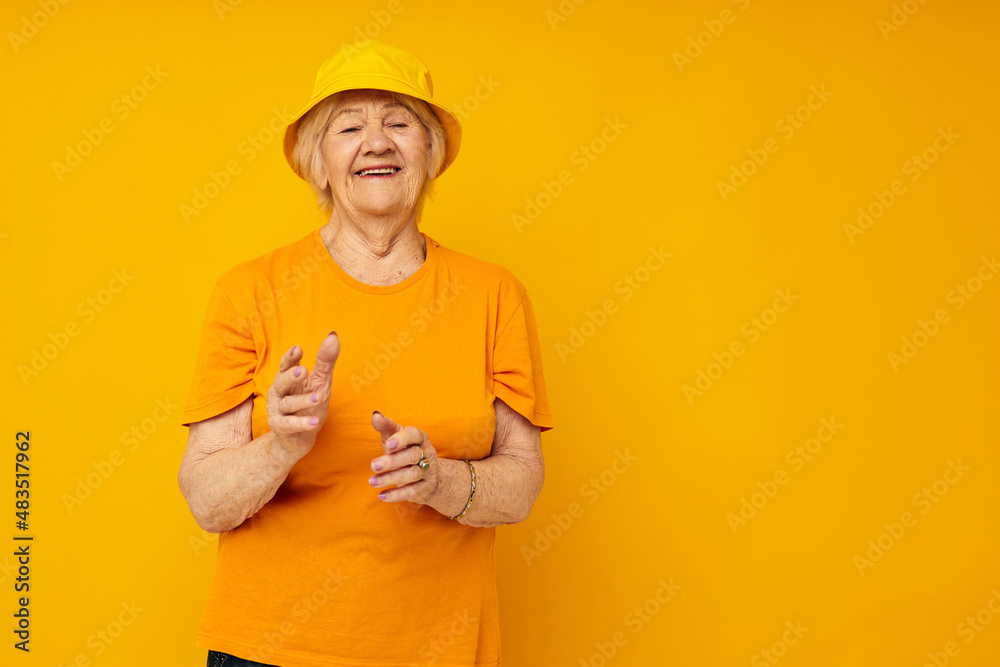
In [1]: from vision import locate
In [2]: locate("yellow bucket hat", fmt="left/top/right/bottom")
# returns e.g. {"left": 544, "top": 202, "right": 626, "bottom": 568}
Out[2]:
{"left": 283, "top": 39, "right": 462, "bottom": 181}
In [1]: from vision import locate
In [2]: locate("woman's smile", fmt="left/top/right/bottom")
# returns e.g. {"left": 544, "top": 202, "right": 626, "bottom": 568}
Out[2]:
{"left": 355, "top": 166, "right": 403, "bottom": 178}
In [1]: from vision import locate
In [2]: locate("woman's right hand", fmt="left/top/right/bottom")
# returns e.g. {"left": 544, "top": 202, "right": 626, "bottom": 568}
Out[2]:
{"left": 266, "top": 332, "right": 340, "bottom": 459}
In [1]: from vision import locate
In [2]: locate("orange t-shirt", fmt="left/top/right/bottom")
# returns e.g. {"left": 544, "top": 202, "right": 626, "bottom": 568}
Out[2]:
{"left": 180, "top": 225, "right": 554, "bottom": 667}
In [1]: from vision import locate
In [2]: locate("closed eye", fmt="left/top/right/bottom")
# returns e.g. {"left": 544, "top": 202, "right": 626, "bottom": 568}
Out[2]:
{"left": 340, "top": 124, "right": 407, "bottom": 133}
{"left": 340, "top": 123, "right": 409, "bottom": 134}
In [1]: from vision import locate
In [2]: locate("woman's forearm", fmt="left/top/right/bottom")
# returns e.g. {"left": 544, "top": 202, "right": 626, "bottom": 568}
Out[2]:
{"left": 180, "top": 430, "right": 302, "bottom": 533}
{"left": 183, "top": 414, "right": 540, "bottom": 531}
{"left": 427, "top": 455, "right": 542, "bottom": 527}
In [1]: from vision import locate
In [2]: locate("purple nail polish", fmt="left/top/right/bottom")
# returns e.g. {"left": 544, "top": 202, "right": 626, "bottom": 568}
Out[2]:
{"left": 294, "top": 367, "right": 301, "bottom": 377}
{"left": 388, "top": 439, "right": 398, "bottom": 450}
{"left": 310, "top": 417, "right": 319, "bottom": 425}
{"left": 372, "top": 462, "right": 383, "bottom": 471}
{"left": 378, "top": 492, "right": 387, "bottom": 500}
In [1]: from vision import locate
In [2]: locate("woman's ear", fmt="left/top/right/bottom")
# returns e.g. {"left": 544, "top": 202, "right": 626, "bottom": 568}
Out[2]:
{"left": 316, "top": 141, "right": 330, "bottom": 190}
{"left": 426, "top": 150, "right": 438, "bottom": 181}
{"left": 426, "top": 138, "right": 437, "bottom": 180}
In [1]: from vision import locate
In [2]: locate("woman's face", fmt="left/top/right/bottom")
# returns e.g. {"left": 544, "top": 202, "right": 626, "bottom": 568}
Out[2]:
{"left": 319, "top": 89, "right": 431, "bottom": 220}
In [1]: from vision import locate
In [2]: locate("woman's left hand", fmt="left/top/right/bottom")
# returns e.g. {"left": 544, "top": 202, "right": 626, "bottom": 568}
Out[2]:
{"left": 369, "top": 411, "right": 440, "bottom": 504}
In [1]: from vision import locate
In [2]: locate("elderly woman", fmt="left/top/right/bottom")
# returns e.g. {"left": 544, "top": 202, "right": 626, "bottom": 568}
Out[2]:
{"left": 177, "top": 39, "right": 554, "bottom": 667}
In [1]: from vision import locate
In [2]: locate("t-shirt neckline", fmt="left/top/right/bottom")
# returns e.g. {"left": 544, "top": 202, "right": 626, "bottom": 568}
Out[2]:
{"left": 312, "top": 226, "right": 437, "bottom": 295}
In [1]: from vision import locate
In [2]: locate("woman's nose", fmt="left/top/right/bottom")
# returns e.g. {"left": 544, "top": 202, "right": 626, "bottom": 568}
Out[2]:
{"left": 360, "top": 122, "right": 393, "bottom": 153}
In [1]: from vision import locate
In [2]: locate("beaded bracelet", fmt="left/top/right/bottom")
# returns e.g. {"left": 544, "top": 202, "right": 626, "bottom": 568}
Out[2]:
{"left": 447, "top": 459, "right": 477, "bottom": 520}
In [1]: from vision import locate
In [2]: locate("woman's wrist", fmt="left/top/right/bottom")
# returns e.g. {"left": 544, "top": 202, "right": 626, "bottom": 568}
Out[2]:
{"left": 267, "top": 430, "right": 307, "bottom": 472}
{"left": 427, "top": 457, "right": 474, "bottom": 519}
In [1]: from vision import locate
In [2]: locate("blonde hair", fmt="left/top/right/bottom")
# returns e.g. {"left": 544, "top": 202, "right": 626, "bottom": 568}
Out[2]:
{"left": 291, "top": 89, "right": 447, "bottom": 222}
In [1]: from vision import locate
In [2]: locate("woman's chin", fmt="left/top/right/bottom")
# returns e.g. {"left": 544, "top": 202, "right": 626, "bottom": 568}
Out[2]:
{"left": 350, "top": 197, "right": 414, "bottom": 218}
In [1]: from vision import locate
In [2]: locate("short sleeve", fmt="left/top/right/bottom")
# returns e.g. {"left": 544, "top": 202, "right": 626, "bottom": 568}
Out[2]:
{"left": 180, "top": 279, "right": 258, "bottom": 427}
{"left": 492, "top": 288, "right": 554, "bottom": 433}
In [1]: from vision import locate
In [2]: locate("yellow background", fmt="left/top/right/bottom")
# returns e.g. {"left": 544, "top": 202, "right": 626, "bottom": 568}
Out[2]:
{"left": 3, "top": 0, "right": 999, "bottom": 665}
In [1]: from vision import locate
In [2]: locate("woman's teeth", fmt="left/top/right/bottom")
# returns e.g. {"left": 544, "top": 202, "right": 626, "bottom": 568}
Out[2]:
{"left": 358, "top": 168, "right": 401, "bottom": 176}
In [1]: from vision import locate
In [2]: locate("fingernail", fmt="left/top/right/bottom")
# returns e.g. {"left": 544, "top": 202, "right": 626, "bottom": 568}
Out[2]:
{"left": 372, "top": 461, "right": 383, "bottom": 471}
{"left": 329, "top": 331, "right": 338, "bottom": 338}
{"left": 378, "top": 492, "right": 387, "bottom": 500}
{"left": 312, "top": 393, "right": 319, "bottom": 402}
{"left": 294, "top": 367, "right": 301, "bottom": 377}
{"left": 372, "top": 410, "right": 382, "bottom": 417}
{"left": 369, "top": 475, "right": 379, "bottom": 485}
{"left": 310, "top": 417, "right": 319, "bottom": 425}
{"left": 388, "top": 439, "right": 398, "bottom": 450}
